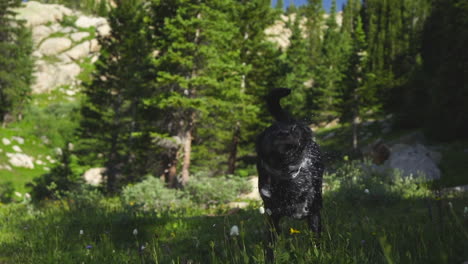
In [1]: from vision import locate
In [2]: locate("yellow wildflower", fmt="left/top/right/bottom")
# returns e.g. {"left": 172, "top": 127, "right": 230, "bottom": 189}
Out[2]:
{"left": 290, "top": 228, "right": 300, "bottom": 234}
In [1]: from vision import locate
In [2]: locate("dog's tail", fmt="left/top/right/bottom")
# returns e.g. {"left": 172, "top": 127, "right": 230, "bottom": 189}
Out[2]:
{"left": 267, "top": 88, "right": 293, "bottom": 122}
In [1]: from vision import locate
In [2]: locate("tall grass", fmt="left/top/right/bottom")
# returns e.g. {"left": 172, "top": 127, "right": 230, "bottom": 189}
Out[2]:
{"left": 1, "top": 163, "right": 467, "bottom": 263}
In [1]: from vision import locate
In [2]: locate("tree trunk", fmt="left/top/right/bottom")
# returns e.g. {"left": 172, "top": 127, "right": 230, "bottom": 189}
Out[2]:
{"left": 180, "top": 127, "right": 192, "bottom": 185}
{"left": 106, "top": 95, "right": 123, "bottom": 193}
{"left": 163, "top": 151, "right": 179, "bottom": 188}
{"left": 352, "top": 92, "right": 359, "bottom": 151}
{"left": 227, "top": 121, "right": 241, "bottom": 174}
{"left": 179, "top": 11, "right": 201, "bottom": 186}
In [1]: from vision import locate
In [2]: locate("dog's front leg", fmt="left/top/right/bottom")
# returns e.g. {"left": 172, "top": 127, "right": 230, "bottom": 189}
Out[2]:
{"left": 265, "top": 214, "right": 281, "bottom": 263}
{"left": 307, "top": 211, "right": 321, "bottom": 247}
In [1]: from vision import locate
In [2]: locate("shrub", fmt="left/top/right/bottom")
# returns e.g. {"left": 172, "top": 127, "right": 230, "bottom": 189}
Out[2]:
{"left": 324, "top": 159, "right": 431, "bottom": 205}
{"left": 0, "top": 182, "right": 14, "bottom": 203}
{"left": 28, "top": 149, "right": 85, "bottom": 201}
{"left": 184, "top": 174, "right": 251, "bottom": 206}
{"left": 63, "top": 185, "right": 104, "bottom": 210}
{"left": 23, "top": 101, "right": 80, "bottom": 148}
{"left": 121, "top": 176, "right": 192, "bottom": 212}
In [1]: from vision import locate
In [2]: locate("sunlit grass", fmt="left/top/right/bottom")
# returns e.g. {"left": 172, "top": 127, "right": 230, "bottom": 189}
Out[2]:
{"left": 0, "top": 183, "right": 467, "bottom": 263}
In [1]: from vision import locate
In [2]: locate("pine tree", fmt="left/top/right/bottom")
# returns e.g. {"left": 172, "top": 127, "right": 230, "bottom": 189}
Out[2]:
{"left": 362, "top": 0, "right": 430, "bottom": 112}
{"left": 275, "top": 0, "right": 284, "bottom": 11}
{"left": 340, "top": 15, "right": 370, "bottom": 150}
{"left": 286, "top": 0, "right": 297, "bottom": 15}
{"left": 0, "top": 0, "right": 34, "bottom": 124}
{"left": 281, "top": 13, "right": 311, "bottom": 119}
{"left": 77, "top": 0, "right": 156, "bottom": 192}
{"left": 312, "top": 0, "right": 349, "bottom": 121}
{"left": 303, "top": 0, "right": 324, "bottom": 69}
{"left": 148, "top": 0, "right": 248, "bottom": 182}
{"left": 221, "top": 0, "right": 280, "bottom": 174}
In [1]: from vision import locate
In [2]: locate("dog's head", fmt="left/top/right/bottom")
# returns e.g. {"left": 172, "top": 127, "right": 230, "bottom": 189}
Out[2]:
{"left": 258, "top": 121, "right": 312, "bottom": 167}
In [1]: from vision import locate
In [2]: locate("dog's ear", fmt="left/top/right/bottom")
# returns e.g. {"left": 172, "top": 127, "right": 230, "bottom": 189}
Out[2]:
{"left": 266, "top": 88, "right": 293, "bottom": 122}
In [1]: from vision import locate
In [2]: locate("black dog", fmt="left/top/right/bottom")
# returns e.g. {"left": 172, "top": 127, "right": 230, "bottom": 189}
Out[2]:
{"left": 256, "top": 88, "right": 324, "bottom": 260}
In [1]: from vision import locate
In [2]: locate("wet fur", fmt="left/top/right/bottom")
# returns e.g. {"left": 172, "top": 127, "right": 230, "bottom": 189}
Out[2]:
{"left": 256, "top": 88, "right": 324, "bottom": 261}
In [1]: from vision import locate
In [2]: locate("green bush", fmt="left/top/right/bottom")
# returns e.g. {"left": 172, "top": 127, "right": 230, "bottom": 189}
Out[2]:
{"left": 28, "top": 149, "right": 85, "bottom": 201}
{"left": 121, "top": 176, "right": 192, "bottom": 212}
{"left": 324, "top": 159, "right": 431, "bottom": 205}
{"left": 184, "top": 174, "right": 251, "bottom": 206}
{"left": 0, "top": 182, "right": 14, "bottom": 203}
{"left": 63, "top": 186, "right": 104, "bottom": 210}
{"left": 121, "top": 174, "right": 251, "bottom": 211}
{"left": 23, "top": 101, "right": 80, "bottom": 148}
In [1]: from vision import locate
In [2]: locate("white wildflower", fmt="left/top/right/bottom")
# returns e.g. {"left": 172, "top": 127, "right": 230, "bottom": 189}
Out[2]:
{"left": 133, "top": 228, "right": 138, "bottom": 236}
{"left": 79, "top": 229, "right": 84, "bottom": 235}
{"left": 364, "top": 189, "right": 370, "bottom": 194}
{"left": 259, "top": 206, "right": 265, "bottom": 214}
{"left": 230, "top": 225, "right": 239, "bottom": 236}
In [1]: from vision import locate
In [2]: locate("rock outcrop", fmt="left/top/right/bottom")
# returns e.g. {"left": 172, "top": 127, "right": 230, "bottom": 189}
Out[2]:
{"left": 364, "top": 133, "right": 442, "bottom": 181}
{"left": 385, "top": 144, "right": 441, "bottom": 180}
{"left": 14, "top": 1, "right": 111, "bottom": 94}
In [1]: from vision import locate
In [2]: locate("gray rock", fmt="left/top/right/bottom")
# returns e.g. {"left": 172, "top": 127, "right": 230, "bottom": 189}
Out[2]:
{"left": 39, "top": 37, "right": 72, "bottom": 56}
{"left": 0, "top": 164, "right": 13, "bottom": 171}
{"left": 7, "top": 153, "right": 35, "bottom": 169}
{"left": 2, "top": 138, "right": 11, "bottom": 145}
{"left": 65, "top": 41, "right": 91, "bottom": 60}
{"left": 75, "top": 16, "right": 107, "bottom": 28}
{"left": 97, "top": 24, "right": 111, "bottom": 37}
{"left": 91, "top": 55, "right": 99, "bottom": 63}
{"left": 12, "top": 136, "right": 25, "bottom": 144}
{"left": 31, "top": 63, "right": 56, "bottom": 93}
{"left": 12, "top": 145, "right": 22, "bottom": 152}
{"left": 70, "top": 32, "right": 90, "bottom": 42}
{"left": 32, "top": 25, "right": 52, "bottom": 45}
{"left": 55, "top": 63, "right": 81, "bottom": 86}
{"left": 14, "top": 1, "right": 66, "bottom": 27}
{"left": 56, "top": 53, "right": 73, "bottom": 63}
{"left": 83, "top": 168, "right": 106, "bottom": 186}
{"left": 32, "top": 61, "right": 80, "bottom": 93}
{"left": 385, "top": 144, "right": 441, "bottom": 180}
{"left": 32, "top": 51, "right": 43, "bottom": 58}
{"left": 48, "top": 23, "right": 62, "bottom": 33}
{"left": 60, "top": 27, "right": 75, "bottom": 34}
{"left": 89, "top": 39, "right": 101, "bottom": 53}
{"left": 55, "top": 147, "right": 63, "bottom": 156}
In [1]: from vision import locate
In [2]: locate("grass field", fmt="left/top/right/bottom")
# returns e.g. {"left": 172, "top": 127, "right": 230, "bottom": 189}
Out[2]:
{"left": 0, "top": 182, "right": 467, "bottom": 263}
